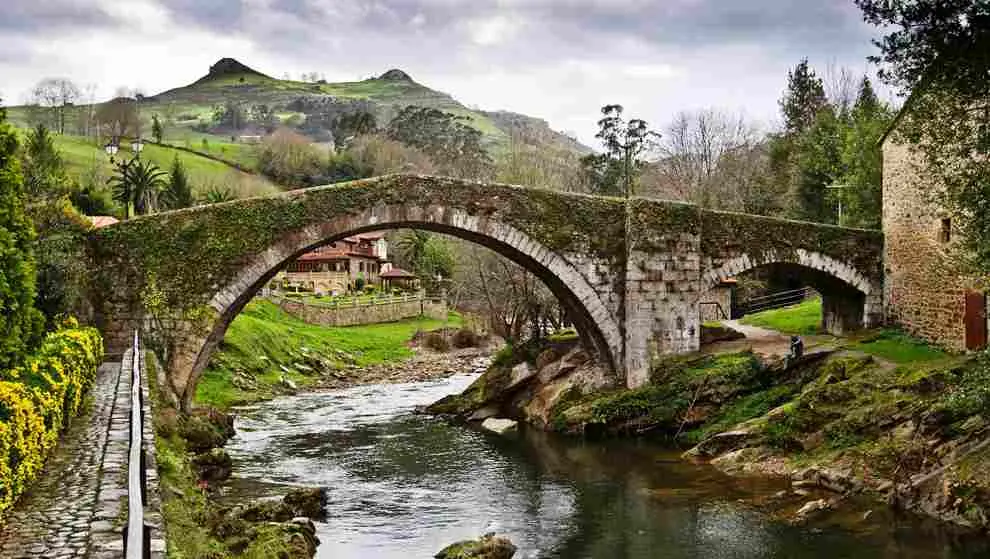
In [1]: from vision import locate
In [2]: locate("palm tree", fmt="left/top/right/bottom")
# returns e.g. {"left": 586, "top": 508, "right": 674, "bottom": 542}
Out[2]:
{"left": 109, "top": 159, "right": 167, "bottom": 218}
{"left": 395, "top": 230, "right": 432, "bottom": 272}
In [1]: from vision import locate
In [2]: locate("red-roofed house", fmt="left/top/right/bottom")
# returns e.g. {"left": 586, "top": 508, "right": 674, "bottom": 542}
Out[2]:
{"left": 276, "top": 233, "right": 389, "bottom": 294}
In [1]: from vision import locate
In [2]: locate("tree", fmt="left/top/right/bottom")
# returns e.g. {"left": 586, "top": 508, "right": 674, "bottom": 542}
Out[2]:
{"left": 0, "top": 100, "right": 44, "bottom": 368}
{"left": 790, "top": 105, "right": 842, "bottom": 223}
{"left": 95, "top": 95, "right": 140, "bottom": 138}
{"left": 856, "top": 0, "right": 990, "bottom": 270}
{"left": 21, "top": 124, "right": 70, "bottom": 199}
{"left": 331, "top": 110, "right": 377, "bottom": 150}
{"left": 838, "top": 77, "right": 892, "bottom": 228}
{"left": 386, "top": 106, "right": 493, "bottom": 179}
{"left": 30, "top": 78, "right": 80, "bottom": 134}
{"left": 212, "top": 102, "right": 246, "bottom": 130}
{"left": 255, "top": 128, "right": 323, "bottom": 187}
{"left": 151, "top": 114, "right": 164, "bottom": 143}
{"left": 250, "top": 104, "right": 278, "bottom": 133}
{"left": 162, "top": 156, "right": 194, "bottom": 210}
{"left": 647, "top": 109, "right": 764, "bottom": 208}
{"left": 578, "top": 153, "right": 625, "bottom": 196}
{"left": 780, "top": 59, "right": 828, "bottom": 135}
{"left": 588, "top": 104, "right": 660, "bottom": 197}
{"left": 394, "top": 230, "right": 454, "bottom": 281}
{"left": 109, "top": 159, "right": 167, "bottom": 217}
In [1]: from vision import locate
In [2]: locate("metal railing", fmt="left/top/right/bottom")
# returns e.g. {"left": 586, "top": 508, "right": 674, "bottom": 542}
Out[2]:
{"left": 744, "top": 287, "right": 817, "bottom": 315}
{"left": 125, "top": 331, "right": 145, "bottom": 559}
{"left": 699, "top": 301, "right": 729, "bottom": 321}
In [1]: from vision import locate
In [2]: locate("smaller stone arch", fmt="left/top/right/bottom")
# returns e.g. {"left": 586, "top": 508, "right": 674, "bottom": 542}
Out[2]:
{"left": 703, "top": 248, "right": 883, "bottom": 333}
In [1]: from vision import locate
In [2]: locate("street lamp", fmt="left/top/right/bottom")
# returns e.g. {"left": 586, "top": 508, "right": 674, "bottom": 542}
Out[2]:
{"left": 131, "top": 137, "right": 144, "bottom": 159}
{"left": 104, "top": 139, "right": 119, "bottom": 162}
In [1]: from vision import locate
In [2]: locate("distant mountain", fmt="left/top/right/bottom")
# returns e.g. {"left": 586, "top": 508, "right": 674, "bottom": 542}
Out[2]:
{"left": 148, "top": 58, "right": 589, "bottom": 152}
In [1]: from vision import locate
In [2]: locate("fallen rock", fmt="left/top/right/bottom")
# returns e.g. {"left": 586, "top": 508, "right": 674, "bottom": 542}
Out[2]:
{"left": 481, "top": 418, "right": 518, "bottom": 435}
{"left": 468, "top": 405, "right": 501, "bottom": 422}
{"left": 435, "top": 533, "right": 517, "bottom": 559}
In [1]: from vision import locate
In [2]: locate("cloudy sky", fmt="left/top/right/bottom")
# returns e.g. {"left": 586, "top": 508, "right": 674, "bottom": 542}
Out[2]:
{"left": 2, "top": 0, "right": 887, "bottom": 145}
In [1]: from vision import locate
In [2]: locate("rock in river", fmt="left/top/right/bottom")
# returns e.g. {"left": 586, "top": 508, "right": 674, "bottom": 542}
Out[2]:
{"left": 435, "top": 533, "right": 517, "bottom": 558}
{"left": 481, "top": 418, "right": 518, "bottom": 435}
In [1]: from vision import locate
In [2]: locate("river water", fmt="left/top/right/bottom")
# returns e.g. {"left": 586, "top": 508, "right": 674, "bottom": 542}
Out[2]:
{"left": 221, "top": 373, "right": 987, "bottom": 558}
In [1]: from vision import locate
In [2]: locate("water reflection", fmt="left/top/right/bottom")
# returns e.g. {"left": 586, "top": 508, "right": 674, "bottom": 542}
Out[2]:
{"left": 222, "top": 374, "right": 987, "bottom": 558}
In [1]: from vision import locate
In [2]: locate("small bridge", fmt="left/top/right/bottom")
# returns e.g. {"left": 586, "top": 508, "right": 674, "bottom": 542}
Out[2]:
{"left": 89, "top": 174, "right": 883, "bottom": 408}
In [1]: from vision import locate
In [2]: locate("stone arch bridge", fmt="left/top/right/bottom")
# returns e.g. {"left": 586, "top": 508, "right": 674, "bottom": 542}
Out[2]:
{"left": 90, "top": 174, "right": 883, "bottom": 408}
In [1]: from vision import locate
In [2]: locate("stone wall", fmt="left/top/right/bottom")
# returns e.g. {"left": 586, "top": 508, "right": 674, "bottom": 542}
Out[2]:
{"left": 272, "top": 294, "right": 447, "bottom": 327}
{"left": 882, "top": 140, "right": 979, "bottom": 350}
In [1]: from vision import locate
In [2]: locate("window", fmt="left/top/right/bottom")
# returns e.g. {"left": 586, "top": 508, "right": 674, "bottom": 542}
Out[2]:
{"left": 939, "top": 218, "right": 952, "bottom": 243}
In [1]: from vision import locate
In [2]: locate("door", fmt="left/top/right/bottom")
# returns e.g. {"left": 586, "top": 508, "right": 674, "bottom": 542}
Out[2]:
{"left": 964, "top": 291, "right": 988, "bottom": 350}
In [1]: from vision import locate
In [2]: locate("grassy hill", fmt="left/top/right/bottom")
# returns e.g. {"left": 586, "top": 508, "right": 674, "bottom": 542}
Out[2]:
{"left": 12, "top": 128, "right": 279, "bottom": 200}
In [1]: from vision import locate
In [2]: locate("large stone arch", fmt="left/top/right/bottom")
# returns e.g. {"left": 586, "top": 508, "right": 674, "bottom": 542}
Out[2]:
{"left": 166, "top": 204, "right": 624, "bottom": 408}
{"left": 702, "top": 248, "right": 883, "bottom": 332}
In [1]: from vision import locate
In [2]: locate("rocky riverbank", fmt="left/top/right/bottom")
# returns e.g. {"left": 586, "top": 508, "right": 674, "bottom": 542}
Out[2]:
{"left": 426, "top": 335, "right": 990, "bottom": 536}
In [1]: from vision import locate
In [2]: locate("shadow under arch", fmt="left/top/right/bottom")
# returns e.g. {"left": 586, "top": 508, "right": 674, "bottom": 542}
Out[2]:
{"left": 178, "top": 205, "right": 625, "bottom": 407}
{"left": 702, "top": 248, "right": 883, "bottom": 333}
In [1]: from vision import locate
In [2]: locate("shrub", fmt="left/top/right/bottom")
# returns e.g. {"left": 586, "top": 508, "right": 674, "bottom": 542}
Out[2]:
{"left": 0, "top": 323, "right": 102, "bottom": 520}
{"left": 451, "top": 328, "right": 479, "bottom": 349}
{"left": 422, "top": 332, "right": 450, "bottom": 352}
{"left": 0, "top": 104, "right": 44, "bottom": 369}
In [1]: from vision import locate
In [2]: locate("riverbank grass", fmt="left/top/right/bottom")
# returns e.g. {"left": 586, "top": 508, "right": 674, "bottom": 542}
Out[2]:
{"left": 740, "top": 297, "right": 822, "bottom": 334}
{"left": 196, "top": 299, "right": 461, "bottom": 408}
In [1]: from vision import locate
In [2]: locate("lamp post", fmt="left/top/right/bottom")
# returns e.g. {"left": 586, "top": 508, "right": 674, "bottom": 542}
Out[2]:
{"left": 826, "top": 183, "right": 852, "bottom": 226}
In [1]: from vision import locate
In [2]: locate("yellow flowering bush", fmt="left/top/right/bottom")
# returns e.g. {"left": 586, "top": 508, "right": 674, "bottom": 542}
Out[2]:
{"left": 0, "top": 324, "right": 102, "bottom": 520}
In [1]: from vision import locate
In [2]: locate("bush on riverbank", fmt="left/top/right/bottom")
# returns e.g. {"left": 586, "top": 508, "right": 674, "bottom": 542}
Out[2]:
{"left": 0, "top": 322, "right": 102, "bottom": 520}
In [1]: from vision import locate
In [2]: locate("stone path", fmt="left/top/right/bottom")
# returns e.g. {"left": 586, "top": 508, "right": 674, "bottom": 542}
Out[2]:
{"left": 0, "top": 357, "right": 129, "bottom": 559}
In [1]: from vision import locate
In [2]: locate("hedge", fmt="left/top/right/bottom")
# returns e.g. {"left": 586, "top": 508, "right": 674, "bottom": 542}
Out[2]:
{"left": 0, "top": 321, "right": 103, "bottom": 520}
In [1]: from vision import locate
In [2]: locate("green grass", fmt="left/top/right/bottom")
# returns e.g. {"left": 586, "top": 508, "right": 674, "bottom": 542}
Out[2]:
{"left": 740, "top": 297, "right": 822, "bottom": 335}
{"left": 44, "top": 132, "right": 279, "bottom": 200}
{"left": 196, "top": 299, "right": 461, "bottom": 408}
{"left": 851, "top": 329, "right": 948, "bottom": 364}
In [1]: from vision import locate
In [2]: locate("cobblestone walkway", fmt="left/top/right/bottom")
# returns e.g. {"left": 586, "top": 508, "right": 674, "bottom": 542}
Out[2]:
{"left": 0, "top": 359, "right": 127, "bottom": 558}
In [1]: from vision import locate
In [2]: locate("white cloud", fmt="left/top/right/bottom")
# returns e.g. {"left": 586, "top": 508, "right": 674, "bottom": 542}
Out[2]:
{"left": 465, "top": 14, "right": 524, "bottom": 46}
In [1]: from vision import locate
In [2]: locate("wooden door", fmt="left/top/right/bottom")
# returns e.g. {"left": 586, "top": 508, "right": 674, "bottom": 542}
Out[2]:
{"left": 964, "top": 291, "right": 988, "bottom": 350}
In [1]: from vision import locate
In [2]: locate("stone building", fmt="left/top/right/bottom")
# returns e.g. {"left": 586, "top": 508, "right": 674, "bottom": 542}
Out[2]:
{"left": 881, "top": 115, "right": 988, "bottom": 351}
{"left": 276, "top": 233, "right": 387, "bottom": 294}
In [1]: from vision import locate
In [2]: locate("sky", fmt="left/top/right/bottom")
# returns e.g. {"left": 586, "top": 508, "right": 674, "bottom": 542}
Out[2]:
{"left": 1, "top": 0, "right": 888, "bottom": 146}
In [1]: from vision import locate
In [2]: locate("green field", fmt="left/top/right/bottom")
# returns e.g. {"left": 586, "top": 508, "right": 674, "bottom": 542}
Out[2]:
{"left": 740, "top": 297, "right": 823, "bottom": 335}
{"left": 196, "top": 298, "right": 461, "bottom": 408}
{"left": 37, "top": 132, "right": 279, "bottom": 201}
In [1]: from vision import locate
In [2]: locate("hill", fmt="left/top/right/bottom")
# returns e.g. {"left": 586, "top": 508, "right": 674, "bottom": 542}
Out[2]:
{"left": 143, "top": 58, "right": 588, "bottom": 151}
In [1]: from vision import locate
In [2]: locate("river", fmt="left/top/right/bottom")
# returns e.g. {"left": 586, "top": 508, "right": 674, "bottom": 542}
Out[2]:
{"left": 221, "top": 373, "right": 988, "bottom": 558}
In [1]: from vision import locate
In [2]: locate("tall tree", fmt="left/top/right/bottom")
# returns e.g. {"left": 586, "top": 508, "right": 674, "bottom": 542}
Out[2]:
{"left": 839, "top": 77, "right": 892, "bottom": 228}
{"left": 590, "top": 104, "right": 661, "bottom": 197}
{"left": 332, "top": 110, "right": 377, "bottom": 150}
{"left": 22, "top": 124, "right": 70, "bottom": 199}
{"left": 779, "top": 59, "right": 828, "bottom": 135}
{"left": 856, "top": 0, "right": 990, "bottom": 270}
{"left": 790, "top": 105, "right": 842, "bottom": 223}
{"left": 0, "top": 100, "right": 44, "bottom": 368}
{"left": 162, "top": 156, "right": 194, "bottom": 210}
{"left": 30, "top": 78, "right": 80, "bottom": 134}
